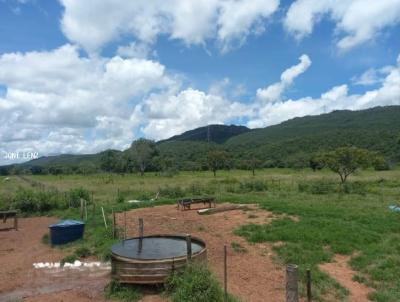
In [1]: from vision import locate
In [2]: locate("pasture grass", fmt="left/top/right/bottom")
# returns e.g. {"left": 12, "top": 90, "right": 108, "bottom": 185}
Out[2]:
{"left": 1, "top": 168, "right": 400, "bottom": 301}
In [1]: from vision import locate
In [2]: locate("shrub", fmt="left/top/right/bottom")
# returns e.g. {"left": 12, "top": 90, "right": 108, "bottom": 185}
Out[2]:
{"left": 69, "top": 187, "right": 90, "bottom": 208}
{"left": 12, "top": 189, "right": 63, "bottom": 214}
{"left": 104, "top": 280, "right": 141, "bottom": 302}
{"left": 74, "top": 246, "right": 92, "bottom": 258}
{"left": 60, "top": 254, "right": 78, "bottom": 266}
{"left": 238, "top": 179, "right": 268, "bottom": 193}
{"left": 165, "top": 263, "right": 239, "bottom": 302}
{"left": 116, "top": 195, "right": 125, "bottom": 203}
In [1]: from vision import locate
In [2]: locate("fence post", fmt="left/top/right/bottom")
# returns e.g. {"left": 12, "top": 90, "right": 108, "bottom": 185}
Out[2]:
{"left": 112, "top": 208, "right": 116, "bottom": 239}
{"left": 224, "top": 244, "right": 228, "bottom": 302}
{"left": 307, "top": 268, "right": 312, "bottom": 302}
{"left": 80, "top": 198, "right": 84, "bottom": 220}
{"left": 124, "top": 211, "right": 127, "bottom": 240}
{"left": 286, "top": 264, "right": 299, "bottom": 302}
{"left": 186, "top": 234, "right": 192, "bottom": 261}
{"left": 138, "top": 218, "right": 144, "bottom": 252}
{"left": 139, "top": 218, "right": 144, "bottom": 237}
{"left": 101, "top": 206, "right": 108, "bottom": 229}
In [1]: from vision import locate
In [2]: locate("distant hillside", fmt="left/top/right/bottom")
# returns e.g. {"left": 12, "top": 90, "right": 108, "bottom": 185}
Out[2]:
{"left": 225, "top": 106, "right": 400, "bottom": 167}
{"left": 3, "top": 105, "right": 400, "bottom": 173}
{"left": 159, "top": 124, "right": 251, "bottom": 144}
{"left": 158, "top": 106, "right": 400, "bottom": 169}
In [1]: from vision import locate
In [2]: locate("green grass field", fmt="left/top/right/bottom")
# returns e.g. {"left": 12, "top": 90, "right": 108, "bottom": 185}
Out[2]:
{"left": 1, "top": 168, "right": 400, "bottom": 301}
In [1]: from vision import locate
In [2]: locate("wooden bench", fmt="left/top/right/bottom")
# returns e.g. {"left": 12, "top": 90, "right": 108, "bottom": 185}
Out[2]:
{"left": 177, "top": 197, "right": 216, "bottom": 211}
{"left": 0, "top": 210, "right": 18, "bottom": 230}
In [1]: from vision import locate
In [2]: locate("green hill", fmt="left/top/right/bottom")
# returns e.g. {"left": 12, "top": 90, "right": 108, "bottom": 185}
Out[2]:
{"left": 223, "top": 106, "right": 400, "bottom": 167}
{"left": 2, "top": 105, "right": 400, "bottom": 174}
{"left": 159, "top": 124, "right": 250, "bottom": 144}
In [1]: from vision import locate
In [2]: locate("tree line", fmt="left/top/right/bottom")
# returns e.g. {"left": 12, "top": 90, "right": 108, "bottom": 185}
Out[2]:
{"left": 0, "top": 137, "right": 394, "bottom": 185}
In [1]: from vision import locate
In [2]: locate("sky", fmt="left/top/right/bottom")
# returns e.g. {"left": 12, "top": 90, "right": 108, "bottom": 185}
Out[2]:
{"left": 0, "top": 0, "right": 400, "bottom": 164}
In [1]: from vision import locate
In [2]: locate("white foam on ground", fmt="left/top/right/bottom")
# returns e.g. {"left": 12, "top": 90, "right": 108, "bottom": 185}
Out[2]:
{"left": 33, "top": 261, "right": 109, "bottom": 269}
{"left": 127, "top": 199, "right": 143, "bottom": 203}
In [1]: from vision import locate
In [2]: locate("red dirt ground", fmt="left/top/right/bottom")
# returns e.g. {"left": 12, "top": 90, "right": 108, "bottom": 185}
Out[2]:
{"left": 0, "top": 217, "right": 109, "bottom": 302}
{"left": 116, "top": 203, "right": 286, "bottom": 302}
{"left": 1, "top": 203, "right": 286, "bottom": 302}
{"left": 320, "top": 254, "right": 374, "bottom": 302}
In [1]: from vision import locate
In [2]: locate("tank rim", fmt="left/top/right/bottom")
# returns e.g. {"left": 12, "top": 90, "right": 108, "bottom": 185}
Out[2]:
{"left": 111, "top": 233, "right": 207, "bottom": 262}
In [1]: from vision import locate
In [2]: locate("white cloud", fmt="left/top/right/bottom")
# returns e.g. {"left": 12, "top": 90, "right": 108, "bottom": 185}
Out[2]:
{"left": 139, "top": 88, "right": 250, "bottom": 140}
{"left": 284, "top": 0, "right": 400, "bottom": 51}
{"left": 116, "top": 42, "right": 154, "bottom": 59}
{"left": 256, "top": 54, "right": 311, "bottom": 103}
{"left": 1, "top": 43, "right": 399, "bottom": 165}
{"left": 248, "top": 53, "right": 400, "bottom": 128}
{"left": 59, "top": 0, "right": 280, "bottom": 53}
{"left": 0, "top": 44, "right": 173, "bottom": 163}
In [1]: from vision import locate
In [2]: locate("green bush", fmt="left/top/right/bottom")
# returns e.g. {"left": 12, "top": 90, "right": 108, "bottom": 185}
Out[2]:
{"left": 74, "top": 246, "right": 92, "bottom": 258}
{"left": 165, "top": 263, "right": 239, "bottom": 302}
{"left": 116, "top": 195, "right": 125, "bottom": 203}
{"left": 104, "top": 280, "right": 141, "bottom": 302}
{"left": 68, "top": 187, "right": 90, "bottom": 207}
{"left": 60, "top": 254, "right": 78, "bottom": 266}
{"left": 238, "top": 179, "right": 268, "bottom": 193}
{"left": 12, "top": 189, "right": 64, "bottom": 214}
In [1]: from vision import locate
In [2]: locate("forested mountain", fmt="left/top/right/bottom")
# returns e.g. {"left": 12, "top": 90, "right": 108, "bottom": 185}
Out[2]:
{"left": 159, "top": 124, "right": 250, "bottom": 144}
{"left": 2, "top": 106, "right": 400, "bottom": 174}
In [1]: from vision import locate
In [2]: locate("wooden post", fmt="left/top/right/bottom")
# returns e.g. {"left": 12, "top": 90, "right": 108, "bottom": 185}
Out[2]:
{"left": 307, "top": 268, "right": 312, "bottom": 302}
{"left": 112, "top": 209, "right": 116, "bottom": 239}
{"left": 92, "top": 201, "right": 96, "bottom": 223}
{"left": 80, "top": 198, "right": 84, "bottom": 220}
{"left": 124, "top": 211, "right": 127, "bottom": 239}
{"left": 224, "top": 244, "right": 227, "bottom": 302}
{"left": 286, "top": 264, "right": 299, "bottom": 302}
{"left": 84, "top": 200, "right": 88, "bottom": 221}
{"left": 138, "top": 218, "right": 144, "bottom": 253}
{"left": 186, "top": 234, "right": 192, "bottom": 261}
{"left": 101, "top": 206, "right": 108, "bottom": 229}
{"left": 14, "top": 213, "right": 18, "bottom": 231}
{"left": 139, "top": 218, "right": 144, "bottom": 238}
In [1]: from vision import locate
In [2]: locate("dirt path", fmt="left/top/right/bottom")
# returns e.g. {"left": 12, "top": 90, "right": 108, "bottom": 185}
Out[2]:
{"left": 117, "top": 203, "right": 285, "bottom": 302}
{"left": 0, "top": 217, "right": 109, "bottom": 302}
{"left": 0, "top": 203, "right": 286, "bottom": 302}
{"left": 320, "top": 255, "right": 374, "bottom": 302}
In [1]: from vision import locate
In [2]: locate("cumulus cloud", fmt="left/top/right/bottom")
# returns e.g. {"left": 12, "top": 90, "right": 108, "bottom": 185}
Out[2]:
{"left": 139, "top": 88, "right": 250, "bottom": 140}
{"left": 284, "top": 0, "right": 400, "bottom": 51}
{"left": 59, "top": 0, "right": 280, "bottom": 53}
{"left": 1, "top": 43, "right": 399, "bottom": 165}
{"left": 248, "top": 54, "right": 400, "bottom": 128}
{"left": 0, "top": 44, "right": 172, "bottom": 162}
{"left": 256, "top": 54, "right": 311, "bottom": 103}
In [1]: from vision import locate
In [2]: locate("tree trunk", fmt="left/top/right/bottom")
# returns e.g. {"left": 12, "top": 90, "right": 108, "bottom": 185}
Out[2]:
{"left": 213, "top": 169, "right": 216, "bottom": 177}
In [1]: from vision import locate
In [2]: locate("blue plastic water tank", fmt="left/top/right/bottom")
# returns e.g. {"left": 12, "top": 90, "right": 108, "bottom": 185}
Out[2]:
{"left": 49, "top": 219, "right": 85, "bottom": 245}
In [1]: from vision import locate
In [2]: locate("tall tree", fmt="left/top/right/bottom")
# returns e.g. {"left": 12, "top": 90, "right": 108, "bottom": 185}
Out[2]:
{"left": 207, "top": 150, "right": 229, "bottom": 177}
{"left": 322, "top": 146, "right": 373, "bottom": 183}
{"left": 309, "top": 153, "right": 325, "bottom": 172}
{"left": 129, "top": 138, "right": 157, "bottom": 176}
{"left": 100, "top": 150, "right": 119, "bottom": 172}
